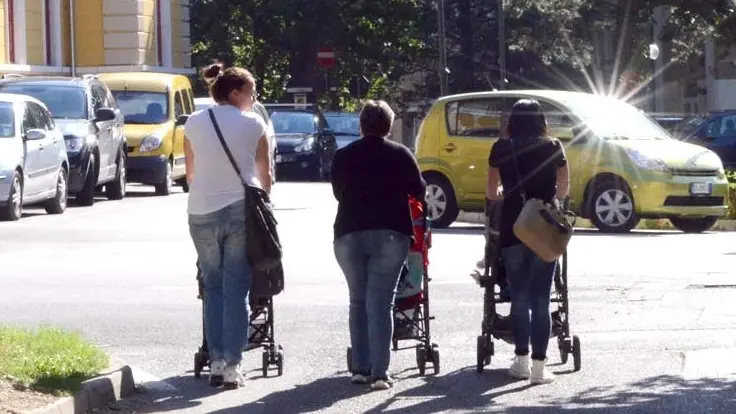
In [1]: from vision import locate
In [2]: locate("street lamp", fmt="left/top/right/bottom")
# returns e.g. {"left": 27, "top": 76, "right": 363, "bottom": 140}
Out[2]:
{"left": 649, "top": 42, "right": 659, "bottom": 113}
{"left": 437, "top": 0, "right": 449, "bottom": 96}
{"left": 498, "top": 0, "right": 507, "bottom": 90}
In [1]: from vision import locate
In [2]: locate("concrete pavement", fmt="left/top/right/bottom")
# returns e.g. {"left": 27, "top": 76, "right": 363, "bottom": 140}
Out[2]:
{"left": 0, "top": 182, "right": 735, "bottom": 413}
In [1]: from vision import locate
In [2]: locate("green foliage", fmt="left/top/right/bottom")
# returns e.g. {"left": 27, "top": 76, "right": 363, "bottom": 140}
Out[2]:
{"left": 0, "top": 326, "right": 108, "bottom": 395}
{"left": 727, "top": 170, "right": 736, "bottom": 219}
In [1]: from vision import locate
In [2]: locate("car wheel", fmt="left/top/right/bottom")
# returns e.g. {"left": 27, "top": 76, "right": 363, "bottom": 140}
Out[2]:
{"left": 424, "top": 174, "right": 459, "bottom": 229}
{"left": 0, "top": 171, "right": 22, "bottom": 221}
{"left": 669, "top": 216, "right": 718, "bottom": 233}
{"left": 44, "top": 168, "right": 68, "bottom": 214}
{"left": 589, "top": 179, "right": 638, "bottom": 233}
{"left": 77, "top": 153, "right": 97, "bottom": 207}
{"left": 106, "top": 150, "right": 127, "bottom": 200}
{"left": 155, "top": 159, "right": 173, "bottom": 196}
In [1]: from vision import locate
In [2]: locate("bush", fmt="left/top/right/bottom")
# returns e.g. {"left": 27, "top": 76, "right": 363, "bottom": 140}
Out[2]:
{"left": 728, "top": 170, "right": 736, "bottom": 219}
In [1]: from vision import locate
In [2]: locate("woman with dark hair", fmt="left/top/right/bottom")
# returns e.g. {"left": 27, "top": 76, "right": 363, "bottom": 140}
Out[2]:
{"left": 486, "top": 99, "right": 570, "bottom": 384}
{"left": 331, "top": 99, "right": 426, "bottom": 390}
{"left": 183, "top": 63, "right": 273, "bottom": 389}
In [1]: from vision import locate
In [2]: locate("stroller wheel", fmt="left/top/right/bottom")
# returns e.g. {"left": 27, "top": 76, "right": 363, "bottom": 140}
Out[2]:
{"left": 276, "top": 348, "right": 284, "bottom": 376}
{"left": 432, "top": 346, "right": 440, "bottom": 375}
{"left": 415, "top": 346, "right": 427, "bottom": 376}
{"left": 261, "top": 350, "right": 269, "bottom": 377}
{"left": 346, "top": 347, "right": 353, "bottom": 373}
{"left": 572, "top": 336, "right": 582, "bottom": 372}
{"left": 558, "top": 337, "right": 570, "bottom": 365}
{"left": 193, "top": 352, "right": 204, "bottom": 379}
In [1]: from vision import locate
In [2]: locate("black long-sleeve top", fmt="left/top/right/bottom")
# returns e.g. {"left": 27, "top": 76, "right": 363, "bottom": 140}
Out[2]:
{"left": 331, "top": 136, "right": 427, "bottom": 240}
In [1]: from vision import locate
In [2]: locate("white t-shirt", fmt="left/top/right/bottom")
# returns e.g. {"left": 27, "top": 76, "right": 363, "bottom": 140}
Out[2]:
{"left": 184, "top": 105, "right": 266, "bottom": 215}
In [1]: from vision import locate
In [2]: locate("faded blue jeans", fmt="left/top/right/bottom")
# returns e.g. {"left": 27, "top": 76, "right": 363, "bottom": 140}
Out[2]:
{"left": 502, "top": 243, "right": 556, "bottom": 361}
{"left": 189, "top": 200, "right": 251, "bottom": 367}
{"left": 334, "top": 229, "right": 410, "bottom": 380}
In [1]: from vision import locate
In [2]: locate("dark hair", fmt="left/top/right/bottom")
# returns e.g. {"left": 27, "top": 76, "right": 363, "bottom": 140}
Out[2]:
{"left": 202, "top": 63, "right": 255, "bottom": 105}
{"left": 359, "top": 100, "right": 395, "bottom": 137}
{"left": 506, "top": 99, "right": 547, "bottom": 139}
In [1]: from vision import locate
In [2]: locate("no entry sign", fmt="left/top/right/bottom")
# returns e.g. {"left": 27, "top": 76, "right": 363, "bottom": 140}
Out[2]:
{"left": 317, "top": 47, "right": 336, "bottom": 69}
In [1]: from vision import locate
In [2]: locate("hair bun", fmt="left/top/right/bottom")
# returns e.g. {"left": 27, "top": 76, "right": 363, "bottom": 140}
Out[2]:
{"left": 202, "top": 63, "right": 223, "bottom": 83}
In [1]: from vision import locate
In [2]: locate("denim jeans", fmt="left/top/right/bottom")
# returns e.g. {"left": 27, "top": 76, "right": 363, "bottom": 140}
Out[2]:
{"left": 501, "top": 243, "right": 556, "bottom": 360}
{"left": 334, "top": 229, "right": 410, "bottom": 379}
{"left": 189, "top": 199, "right": 251, "bottom": 367}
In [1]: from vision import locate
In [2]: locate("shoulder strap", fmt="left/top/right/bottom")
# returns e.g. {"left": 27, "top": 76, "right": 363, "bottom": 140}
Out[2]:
{"left": 508, "top": 139, "right": 527, "bottom": 202}
{"left": 209, "top": 108, "right": 247, "bottom": 190}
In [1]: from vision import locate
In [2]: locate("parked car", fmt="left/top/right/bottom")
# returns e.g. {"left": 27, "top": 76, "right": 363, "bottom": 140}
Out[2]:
{"left": 193, "top": 97, "right": 277, "bottom": 182}
{"left": 264, "top": 104, "right": 337, "bottom": 181}
{"left": 670, "top": 110, "right": 736, "bottom": 170}
{"left": 0, "top": 93, "right": 69, "bottom": 221}
{"left": 0, "top": 75, "right": 127, "bottom": 206}
{"left": 97, "top": 72, "right": 194, "bottom": 195}
{"left": 415, "top": 90, "right": 729, "bottom": 233}
{"left": 649, "top": 114, "right": 687, "bottom": 135}
{"left": 324, "top": 111, "right": 361, "bottom": 149}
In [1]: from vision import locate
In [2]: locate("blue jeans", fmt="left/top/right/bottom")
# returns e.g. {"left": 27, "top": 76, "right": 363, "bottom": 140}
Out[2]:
{"left": 502, "top": 243, "right": 556, "bottom": 360}
{"left": 189, "top": 200, "right": 251, "bottom": 367}
{"left": 334, "top": 229, "right": 410, "bottom": 379}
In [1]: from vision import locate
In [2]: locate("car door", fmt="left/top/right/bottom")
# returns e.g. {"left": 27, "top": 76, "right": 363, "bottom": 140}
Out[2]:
{"left": 104, "top": 85, "right": 125, "bottom": 156}
{"left": 443, "top": 97, "right": 512, "bottom": 203}
{"left": 698, "top": 115, "right": 736, "bottom": 169}
{"left": 21, "top": 104, "right": 44, "bottom": 198}
{"left": 29, "top": 102, "right": 61, "bottom": 192}
{"left": 91, "top": 84, "right": 114, "bottom": 181}
{"left": 171, "top": 89, "right": 186, "bottom": 178}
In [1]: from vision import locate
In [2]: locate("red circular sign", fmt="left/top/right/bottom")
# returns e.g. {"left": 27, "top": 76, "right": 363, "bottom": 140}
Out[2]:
{"left": 317, "top": 47, "right": 336, "bottom": 69}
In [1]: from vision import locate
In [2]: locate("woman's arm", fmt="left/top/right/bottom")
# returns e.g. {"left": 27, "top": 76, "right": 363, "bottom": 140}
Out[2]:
{"left": 556, "top": 163, "right": 570, "bottom": 199}
{"left": 184, "top": 136, "right": 194, "bottom": 186}
{"left": 486, "top": 167, "right": 503, "bottom": 201}
{"left": 255, "top": 133, "right": 273, "bottom": 195}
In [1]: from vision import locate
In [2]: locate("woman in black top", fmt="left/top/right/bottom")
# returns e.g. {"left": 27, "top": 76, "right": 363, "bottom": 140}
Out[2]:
{"left": 487, "top": 99, "right": 570, "bottom": 385}
{"left": 331, "top": 100, "right": 426, "bottom": 390}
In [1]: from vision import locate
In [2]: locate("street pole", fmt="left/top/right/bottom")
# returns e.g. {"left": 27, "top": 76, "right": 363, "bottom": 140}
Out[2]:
{"left": 497, "top": 0, "right": 506, "bottom": 90}
{"left": 437, "top": 0, "right": 448, "bottom": 96}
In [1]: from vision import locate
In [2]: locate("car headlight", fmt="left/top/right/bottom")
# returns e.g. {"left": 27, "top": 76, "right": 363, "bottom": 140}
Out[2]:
{"left": 139, "top": 133, "right": 163, "bottom": 153}
{"left": 295, "top": 138, "right": 314, "bottom": 153}
{"left": 625, "top": 148, "right": 668, "bottom": 171}
{"left": 64, "top": 135, "right": 95, "bottom": 152}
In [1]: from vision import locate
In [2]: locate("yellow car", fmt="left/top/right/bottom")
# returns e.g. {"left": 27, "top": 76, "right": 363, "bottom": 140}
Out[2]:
{"left": 97, "top": 72, "right": 195, "bottom": 195}
{"left": 415, "top": 90, "right": 729, "bottom": 233}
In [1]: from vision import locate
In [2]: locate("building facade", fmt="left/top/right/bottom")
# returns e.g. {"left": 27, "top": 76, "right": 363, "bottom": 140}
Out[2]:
{"left": 0, "top": 0, "right": 192, "bottom": 76}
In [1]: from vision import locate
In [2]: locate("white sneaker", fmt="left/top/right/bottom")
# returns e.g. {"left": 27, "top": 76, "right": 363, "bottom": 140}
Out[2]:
{"left": 530, "top": 359, "right": 555, "bottom": 384}
{"left": 508, "top": 355, "right": 531, "bottom": 379}
{"left": 351, "top": 374, "right": 369, "bottom": 384}
{"left": 223, "top": 364, "right": 245, "bottom": 389}
{"left": 370, "top": 377, "right": 394, "bottom": 390}
{"left": 209, "top": 359, "right": 225, "bottom": 386}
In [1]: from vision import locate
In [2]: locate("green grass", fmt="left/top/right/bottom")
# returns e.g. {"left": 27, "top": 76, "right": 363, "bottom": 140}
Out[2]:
{"left": 0, "top": 325, "right": 108, "bottom": 396}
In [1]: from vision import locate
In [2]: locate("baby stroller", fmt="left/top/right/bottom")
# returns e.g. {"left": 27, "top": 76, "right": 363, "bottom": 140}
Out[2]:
{"left": 475, "top": 200, "right": 581, "bottom": 373}
{"left": 346, "top": 197, "right": 440, "bottom": 376}
{"left": 193, "top": 261, "right": 284, "bottom": 379}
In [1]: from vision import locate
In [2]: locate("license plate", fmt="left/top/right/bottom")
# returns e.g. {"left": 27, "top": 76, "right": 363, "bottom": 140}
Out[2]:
{"left": 690, "top": 182, "right": 712, "bottom": 195}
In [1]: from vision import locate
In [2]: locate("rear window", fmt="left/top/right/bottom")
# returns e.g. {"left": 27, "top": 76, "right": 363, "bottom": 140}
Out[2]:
{"left": 112, "top": 91, "right": 169, "bottom": 124}
{"left": 0, "top": 84, "right": 87, "bottom": 119}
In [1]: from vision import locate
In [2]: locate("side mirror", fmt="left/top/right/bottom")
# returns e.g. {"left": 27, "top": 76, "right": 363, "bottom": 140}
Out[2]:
{"left": 25, "top": 129, "right": 46, "bottom": 141}
{"left": 175, "top": 114, "right": 189, "bottom": 127}
{"left": 95, "top": 107, "right": 116, "bottom": 122}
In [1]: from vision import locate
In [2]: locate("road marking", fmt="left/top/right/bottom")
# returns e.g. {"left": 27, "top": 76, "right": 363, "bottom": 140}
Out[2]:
{"left": 681, "top": 348, "right": 736, "bottom": 380}
{"left": 128, "top": 365, "right": 179, "bottom": 392}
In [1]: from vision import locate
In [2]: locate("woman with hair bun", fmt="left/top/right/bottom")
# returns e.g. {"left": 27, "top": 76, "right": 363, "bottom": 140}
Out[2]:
{"left": 184, "top": 63, "right": 273, "bottom": 389}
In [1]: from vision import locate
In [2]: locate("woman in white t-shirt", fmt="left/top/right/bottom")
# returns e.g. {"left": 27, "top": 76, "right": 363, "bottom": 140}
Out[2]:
{"left": 184, "top": 63, "right": 272, "bottom": 389}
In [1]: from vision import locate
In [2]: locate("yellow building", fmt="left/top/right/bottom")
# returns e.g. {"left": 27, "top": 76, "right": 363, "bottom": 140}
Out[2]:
{"left": 0, "top": 0, "right": 192, "bottom": 76}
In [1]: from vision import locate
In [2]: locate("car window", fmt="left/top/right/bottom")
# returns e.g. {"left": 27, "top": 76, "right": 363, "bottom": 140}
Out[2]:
{"left": 90, "top": 85, "right": 104, "bottom": 113}
{"left": 708, "top": 115, "right": 736, "bottom": 137}
{"left": 270, "top": 111, "right": 317, "bottom": 134}
{"left": 30, "top": 103, "right": 54, "bottom": 130}
{"left": 446, "top": 99, "right": 503, "bottom": 138}
{"left": 181, "top": 89, "right": 193, "bottom": 114}
{"left": 0, "top": 84, "right": 87, "bottom": 119}
{"left": 539, "top": 100, "right": 575, "bottom": 141}
{"left": 111, "top": 91, "right": 169, "bottom": 124}
{"left": 0, "top": 102, "right": 15, "bottom": 138}
{"left": 21, "top": 106, "right": 37, "bottom": 134}
{"left": 174, "top": 91, "right": 184, "bottom": 118}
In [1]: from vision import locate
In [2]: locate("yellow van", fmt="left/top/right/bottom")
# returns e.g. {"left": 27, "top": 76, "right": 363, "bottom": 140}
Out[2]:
{"left": 97, "top": 72, "right": 195, "bottom": 195}
{"left": 415, "top": 90, "right": 730, "bottom": 233}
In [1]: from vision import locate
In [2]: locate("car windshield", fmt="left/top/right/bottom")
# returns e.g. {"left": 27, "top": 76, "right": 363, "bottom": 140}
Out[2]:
{"left": 563, "top": 96, "right": 671, "bottom": 141}
{"left": 271, "top": 112, "right": 316, "bottom": 134}
{"left": 0, "top": 102, "right": 15, "bottom": 138}
{"left": 325, "top": 114, "right": 360, "bottom": 136}
{"left": 0, "top": 84, "right": 87, "bottom": 119}
{"left": 112, "top": 91, "right": 168, "bottom": 124}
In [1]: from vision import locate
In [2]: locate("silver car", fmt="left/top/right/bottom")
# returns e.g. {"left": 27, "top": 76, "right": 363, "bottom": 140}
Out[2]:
{"left": 0, "top": 93, "right": 69, "bottom": 221}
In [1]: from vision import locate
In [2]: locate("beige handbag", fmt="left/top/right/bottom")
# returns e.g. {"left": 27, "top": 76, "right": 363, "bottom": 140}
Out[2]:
{"left": 508, "top": 139, "right": 575, "bottom": 263}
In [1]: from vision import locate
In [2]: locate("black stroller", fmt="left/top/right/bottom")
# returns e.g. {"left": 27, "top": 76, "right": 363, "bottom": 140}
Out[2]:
{"left": 346, "top": 197, "right": 440, "bottom": 376}
{"left": 475, "top": 202, "right": 581, "bottom": 373}
{"left": 193, "top": 262, "right": 284, "bottom": 378}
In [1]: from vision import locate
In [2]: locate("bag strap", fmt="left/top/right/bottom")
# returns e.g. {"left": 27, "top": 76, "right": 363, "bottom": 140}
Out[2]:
{"left": 508, "top": 139, "right": 527, "bottom": 203}
{"left": 209, "top": 108, "right": 247, "bottom": 191}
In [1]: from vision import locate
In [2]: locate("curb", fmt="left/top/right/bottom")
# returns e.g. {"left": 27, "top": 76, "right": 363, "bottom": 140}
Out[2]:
{"left": 28, "top": 366, "right": 136, "bottom": 414}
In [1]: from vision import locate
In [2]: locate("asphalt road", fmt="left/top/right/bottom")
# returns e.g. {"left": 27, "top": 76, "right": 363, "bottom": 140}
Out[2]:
{"left": 1, "top": 182, "right": 735, "bottom": 413}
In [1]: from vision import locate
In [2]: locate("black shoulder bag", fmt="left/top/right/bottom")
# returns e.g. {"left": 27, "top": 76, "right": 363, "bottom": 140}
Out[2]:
{"left": 208, "top": 108, "right": 284, "bottom": 297}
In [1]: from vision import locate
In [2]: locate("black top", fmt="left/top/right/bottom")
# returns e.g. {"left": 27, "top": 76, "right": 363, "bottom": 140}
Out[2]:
{"left": 331, "top": 136, "right": 426, "bottom": 240}
{"left": 489, "top": 136, "right": 567, "bottom": 248}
